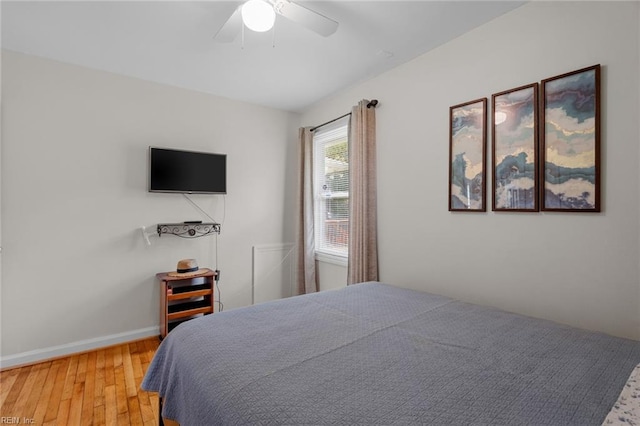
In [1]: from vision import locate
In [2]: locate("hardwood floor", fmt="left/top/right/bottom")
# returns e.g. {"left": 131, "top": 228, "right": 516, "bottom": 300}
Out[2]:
{"left": 0, "top": 337, "right": 161, "bottom": 426}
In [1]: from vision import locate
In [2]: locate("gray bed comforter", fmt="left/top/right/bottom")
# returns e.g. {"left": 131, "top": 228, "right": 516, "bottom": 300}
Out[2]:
{"left": 142, "top": 282, "right": 640, "bottom": 425}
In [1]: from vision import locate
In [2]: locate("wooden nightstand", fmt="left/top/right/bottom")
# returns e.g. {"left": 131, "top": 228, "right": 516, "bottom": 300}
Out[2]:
{"left": 157, "top": 269, "right": 215, "bottom": 339}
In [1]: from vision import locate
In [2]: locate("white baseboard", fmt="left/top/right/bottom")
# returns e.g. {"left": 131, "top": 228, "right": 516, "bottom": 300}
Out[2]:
{"left": 0, "top": 326, "right": 159, "bottom": 369}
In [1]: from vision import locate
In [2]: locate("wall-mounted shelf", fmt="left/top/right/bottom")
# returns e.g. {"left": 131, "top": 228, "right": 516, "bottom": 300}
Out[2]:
{"left": 157, "top": 222, "right": 221, "bottom": 239}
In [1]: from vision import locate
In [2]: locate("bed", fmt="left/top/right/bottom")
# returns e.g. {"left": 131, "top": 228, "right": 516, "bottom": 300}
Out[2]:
{"left": 142, "top": 282, "right": 640, "bottom": 425}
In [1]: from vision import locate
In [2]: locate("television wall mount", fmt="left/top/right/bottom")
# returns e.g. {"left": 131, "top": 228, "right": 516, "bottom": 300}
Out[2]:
{"left": 157, "top": 222, "right": 221, "bottom": 239}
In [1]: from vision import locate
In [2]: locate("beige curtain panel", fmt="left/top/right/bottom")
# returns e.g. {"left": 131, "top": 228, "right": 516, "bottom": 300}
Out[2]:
{"left": 347, "top": 100, "right": 379, "bottom": 285}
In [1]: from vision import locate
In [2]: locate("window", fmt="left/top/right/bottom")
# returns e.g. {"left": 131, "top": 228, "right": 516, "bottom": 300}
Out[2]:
{"left": 313, "top": 117, "right": 350, "bottom": 262}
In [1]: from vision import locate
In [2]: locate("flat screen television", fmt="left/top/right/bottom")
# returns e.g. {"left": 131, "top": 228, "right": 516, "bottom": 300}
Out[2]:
{"left": 149, "top": 147, "right": 227, "bottom": 194}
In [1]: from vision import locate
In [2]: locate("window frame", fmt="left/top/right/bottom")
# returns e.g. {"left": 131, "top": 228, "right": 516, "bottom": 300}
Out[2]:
{"left": 312, "top": 117, "right": 350, "bottom": 264}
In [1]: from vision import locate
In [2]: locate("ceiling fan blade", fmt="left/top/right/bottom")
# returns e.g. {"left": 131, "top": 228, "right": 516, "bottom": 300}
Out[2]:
{"left": 275, "top": 0, "right": 338, "bottom": 37}
{"left": 213, "top": 5, "right": 242, "bottom": 43}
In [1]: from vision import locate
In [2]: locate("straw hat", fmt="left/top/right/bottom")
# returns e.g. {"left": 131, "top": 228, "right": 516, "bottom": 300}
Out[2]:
{"left": 167, "top": 259, "right": 208, "bottom": 277}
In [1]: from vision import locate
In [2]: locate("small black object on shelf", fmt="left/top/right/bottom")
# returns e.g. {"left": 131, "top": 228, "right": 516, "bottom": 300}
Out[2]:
{"left": 157, "top": 222, "right": 221, "bottom": 238}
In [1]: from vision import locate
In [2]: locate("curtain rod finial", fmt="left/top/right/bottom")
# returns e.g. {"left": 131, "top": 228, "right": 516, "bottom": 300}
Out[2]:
{"left": 367, "top": 99, "right": 379, "bottom": 108}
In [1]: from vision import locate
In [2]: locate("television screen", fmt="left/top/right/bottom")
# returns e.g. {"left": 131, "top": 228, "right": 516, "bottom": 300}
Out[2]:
{"left": 149, "top": 147, "right": 227, "bottom": 194}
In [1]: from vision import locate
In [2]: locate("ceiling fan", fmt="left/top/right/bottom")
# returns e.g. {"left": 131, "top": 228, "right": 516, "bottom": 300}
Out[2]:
{"left": 214, "top": 0, "right": 339, "bottom": 42}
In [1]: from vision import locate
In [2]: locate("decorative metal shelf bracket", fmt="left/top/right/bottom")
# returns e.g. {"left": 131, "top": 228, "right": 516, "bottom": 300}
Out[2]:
{"left": 157, "top": 222, "right": 221, "bottom": 239}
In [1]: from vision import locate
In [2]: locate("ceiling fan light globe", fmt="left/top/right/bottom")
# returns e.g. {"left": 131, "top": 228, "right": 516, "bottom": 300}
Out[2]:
{"left": 242, "top": 0, "right": 276, "bottom": 33}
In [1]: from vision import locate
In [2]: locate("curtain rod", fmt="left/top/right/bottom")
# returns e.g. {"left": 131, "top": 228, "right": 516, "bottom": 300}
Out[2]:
{"left": 310, "top": 99, "right": 379, "bottom": 132}
{"left": 310, "top": 112, "right": 350, "bottom": 132}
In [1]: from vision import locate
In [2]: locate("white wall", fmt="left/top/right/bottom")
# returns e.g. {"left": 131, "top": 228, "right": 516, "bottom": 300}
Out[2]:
{"left": 317, "top": 258, "right": 347, "bottom": 292}
{"left": 301, "top": 1, "right": 640, "bottom": 340}
{"left": 637, "top": 1, "right": 640, "bottom": 336}
{"left": 1, "top": 51, "right": 299, "bottom": 361}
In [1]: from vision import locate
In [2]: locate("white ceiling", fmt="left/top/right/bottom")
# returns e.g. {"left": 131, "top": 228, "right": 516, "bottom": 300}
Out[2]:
{"left": 1, "top": 1, "right": 525, "bottom": 112}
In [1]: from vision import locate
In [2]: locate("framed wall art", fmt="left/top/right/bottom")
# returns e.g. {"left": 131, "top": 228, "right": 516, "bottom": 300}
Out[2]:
{"left": 449, "top": 98, "right": 487, "bottom": 211}
{"left": 541, "top": 64, "right": 601, "bottom": 212}
{"left": 492, "top": 83, "right": 539, "bottom": 211}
